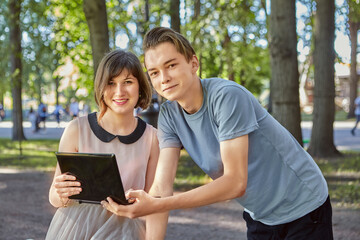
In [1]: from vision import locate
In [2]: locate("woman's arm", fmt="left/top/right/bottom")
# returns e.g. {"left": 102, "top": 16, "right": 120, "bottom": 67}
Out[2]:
{"left": 144, "top": 130, "right": 160, "bottom": 193}
{"left": 49, "top": 119, "right": 82, "bottom": 208}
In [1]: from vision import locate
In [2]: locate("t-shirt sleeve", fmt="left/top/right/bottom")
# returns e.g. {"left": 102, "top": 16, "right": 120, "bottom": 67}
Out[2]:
{"left": 212, "top": 85, "right": 259, "bottom": 142}
{"left": 157, "top": 104, "right": 182, "bottom": 149}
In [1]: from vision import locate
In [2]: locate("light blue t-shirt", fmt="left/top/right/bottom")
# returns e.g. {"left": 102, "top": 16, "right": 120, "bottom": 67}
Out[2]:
{"left": 157, "top": 78, "right": 328, "bottom": 225}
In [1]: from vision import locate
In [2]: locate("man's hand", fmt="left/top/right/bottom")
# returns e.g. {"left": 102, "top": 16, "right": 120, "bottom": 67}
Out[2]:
{"left": 101, "top": 190, "right": 161, "bottom": 219}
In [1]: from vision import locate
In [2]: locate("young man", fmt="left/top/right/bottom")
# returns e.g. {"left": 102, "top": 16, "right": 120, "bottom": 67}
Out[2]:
{"left": 102, "top": 27, "right": 333, "bottom": 240}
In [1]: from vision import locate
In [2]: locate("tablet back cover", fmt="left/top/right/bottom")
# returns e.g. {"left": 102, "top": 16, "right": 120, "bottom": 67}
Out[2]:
{"left": 56, "top": 152, "right": 129, "bottom": 205}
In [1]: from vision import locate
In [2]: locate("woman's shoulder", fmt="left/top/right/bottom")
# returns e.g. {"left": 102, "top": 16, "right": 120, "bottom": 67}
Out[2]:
{"left": 145, "top": 121, "right": 157, "bottom": 131}
{"left": 63, "top": 118, "right": 81, "bottom": 136}
{"left": 59, "top": 118, "right": 80, "bottom": 152}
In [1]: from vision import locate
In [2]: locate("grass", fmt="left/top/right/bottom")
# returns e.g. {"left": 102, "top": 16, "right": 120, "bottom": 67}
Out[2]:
{"left": 0, "top": 138, "right": 359, "bottom": 208}
{"left": 0, "top": 138, "right": 58, "bottom": 170}
{"left": 316, "top": 152, "right": 360, "bottom": 208}
{"left": 174, "top": 150, "right": 211, "bottom": 191}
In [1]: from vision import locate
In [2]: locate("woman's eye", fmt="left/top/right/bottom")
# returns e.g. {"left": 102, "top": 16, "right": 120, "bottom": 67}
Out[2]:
{"left": 108, "top": 81, "right": 114, "bottom": 85}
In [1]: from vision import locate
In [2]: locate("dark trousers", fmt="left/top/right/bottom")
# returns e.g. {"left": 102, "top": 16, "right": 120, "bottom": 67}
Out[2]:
{"left": 243, "top": 196, "right": 333, "bottom": 240}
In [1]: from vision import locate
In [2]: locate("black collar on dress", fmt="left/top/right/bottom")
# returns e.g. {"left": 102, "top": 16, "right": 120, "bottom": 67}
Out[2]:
{"left": 88, "top": 112, "right": 146, "bottom": 144}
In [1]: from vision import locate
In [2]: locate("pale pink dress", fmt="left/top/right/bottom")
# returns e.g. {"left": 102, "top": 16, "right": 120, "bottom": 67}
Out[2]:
{"left": 45, "top": 113, "right": 157, "bottom": 240}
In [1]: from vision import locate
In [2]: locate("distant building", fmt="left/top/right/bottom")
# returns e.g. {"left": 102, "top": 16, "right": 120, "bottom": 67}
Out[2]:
{"left": 298, "top": 63, "right": 360, "bottom": 114}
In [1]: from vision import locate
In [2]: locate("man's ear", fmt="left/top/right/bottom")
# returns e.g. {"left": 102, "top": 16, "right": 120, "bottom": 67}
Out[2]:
{"left": 191, "top": 55, "right": 199, "bottom": 74}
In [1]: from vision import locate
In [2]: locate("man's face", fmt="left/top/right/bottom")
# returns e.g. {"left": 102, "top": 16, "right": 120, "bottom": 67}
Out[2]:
{"left": 145, "top": 42, "right": 198, "bottom": 102}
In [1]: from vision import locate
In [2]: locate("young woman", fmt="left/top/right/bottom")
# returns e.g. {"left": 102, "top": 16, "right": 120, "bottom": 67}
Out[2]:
{"left": 46, "top": 50, "right": 159, "bottom": 240}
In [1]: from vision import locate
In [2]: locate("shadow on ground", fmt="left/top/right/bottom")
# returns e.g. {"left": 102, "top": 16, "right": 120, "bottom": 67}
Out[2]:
{"left": 0, "top": 170, "right": 359, "bottom": 240}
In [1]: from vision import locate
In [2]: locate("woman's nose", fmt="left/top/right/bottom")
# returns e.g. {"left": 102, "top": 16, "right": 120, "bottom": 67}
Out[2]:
{"left": 115, "top": 83, "right": 125, "bottom": 94}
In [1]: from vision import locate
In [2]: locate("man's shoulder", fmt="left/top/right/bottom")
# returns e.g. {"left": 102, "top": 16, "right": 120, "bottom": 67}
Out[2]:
{"left": 202, "top": 78, "right": 244, "bottom": 93}
{"left": 202, "top": 78, "right": 249, "bottom": 103}
{"left": 159, "top": 100, "right": 181, "bottom": 117}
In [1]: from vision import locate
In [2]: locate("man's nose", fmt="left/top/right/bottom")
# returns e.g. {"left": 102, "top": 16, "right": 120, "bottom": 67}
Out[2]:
{"left": 161, "top": 71, "right": 170, "bottom": 84}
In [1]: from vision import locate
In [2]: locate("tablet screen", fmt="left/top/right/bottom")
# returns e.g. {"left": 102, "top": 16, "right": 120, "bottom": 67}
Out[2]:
{"left": 55, "top": 152, "right": 130, "bottom": 205}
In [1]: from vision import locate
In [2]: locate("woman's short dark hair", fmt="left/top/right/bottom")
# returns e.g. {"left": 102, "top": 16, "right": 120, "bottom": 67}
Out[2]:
{"left": 94, "top": 50, "right": 152, "bottom": 119}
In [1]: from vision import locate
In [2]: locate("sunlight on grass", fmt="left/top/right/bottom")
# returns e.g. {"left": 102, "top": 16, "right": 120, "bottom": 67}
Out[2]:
{"left": 315, "top": 152, "right": 360, "bottom": 208}
{"left": 175, "top": 150, "right": 212, "bottom": 191}
{"left": 0, "top": 138, "right": 359, "bottom": 207}
{"left": 0, "top": 138, "right": 58, "bottom": 170}
{"left": 317, "top": 153, "right": 360, "bottom": 174}
{"left": 301, "top": 110, "right": 353, "bottom": 122}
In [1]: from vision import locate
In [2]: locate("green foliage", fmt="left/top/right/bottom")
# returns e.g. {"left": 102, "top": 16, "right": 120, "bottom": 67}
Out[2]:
{"left": 0, "top": 0, "right": 352, "bottom": 113}
{"left": 182, "top": 0, "right": 270, "bottom": 95}
{"left": 21, "top": 0, "right": 60, "bottom": 103}
{"left": 0, "top": 0, "right": 11, "bottom": 100}
{"left": 347, "top": 0, "right": 360, "bottom": 22}
{"left": 48, "top": 0, "right": 94, "bottom": 104}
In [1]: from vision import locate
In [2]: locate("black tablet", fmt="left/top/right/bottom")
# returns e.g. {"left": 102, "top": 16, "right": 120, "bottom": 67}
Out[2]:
{"left": 55, "top": 152, "right": 131, "bottom": 205}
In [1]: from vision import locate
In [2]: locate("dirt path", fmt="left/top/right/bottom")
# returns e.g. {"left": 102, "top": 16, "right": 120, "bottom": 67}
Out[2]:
{"left": 0, "top": 169, "right": 359, "bottom": 240}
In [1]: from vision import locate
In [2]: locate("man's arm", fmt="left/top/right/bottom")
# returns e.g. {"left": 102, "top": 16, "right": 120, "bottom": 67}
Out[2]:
{"left": 102, "top": 135, "right": 248, "bottom": 218}
{"left": 158, "top": 134, "right": 248, "bottom": 209}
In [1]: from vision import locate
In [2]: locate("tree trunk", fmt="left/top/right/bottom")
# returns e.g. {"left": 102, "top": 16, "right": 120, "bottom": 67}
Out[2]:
{"left": 348, "top": 20, "right": 359, "bottom": 118}
{"left": 193, "top": 0, "right": 200, "bottom": 20}
{"left": 83, "top": 0, "right": 110, "bottom": 77}
{"left": 192, "top": 0, "right": 201, "bottom": 77}
{"left": 55, "top": 76, "right": 60, "bottom": 106}
{"left": 269, "top": 0, "right": 302, "bottom": 145}
{"left": 9, "top": 0, "right": 26, "bottom": 141}
{"left": 307, "top": 0, "right": 341, "bottom": 157}
{"left": 145, "top": 0, "right": 150, "bottom": 22}
{"left": 0, "top": 92, "right": 3, "bottom": 107}
{"left": 170, "top": 0, "right": 180, "bottom": 33}
{"left": 136, "top": 0, "right": 150, "bottom": 39}
{"left": 36, "top": 65, "right": 43, "bottom": 103}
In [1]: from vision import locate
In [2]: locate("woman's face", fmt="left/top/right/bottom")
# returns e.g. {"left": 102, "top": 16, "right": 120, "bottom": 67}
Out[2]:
{"left": 103, "top": 69, "right": 140, "bottom": 116}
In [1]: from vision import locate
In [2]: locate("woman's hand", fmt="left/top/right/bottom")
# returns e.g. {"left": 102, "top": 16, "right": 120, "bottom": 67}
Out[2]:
{"left": 53, "top": 173, "right": 82, "bottom": 204}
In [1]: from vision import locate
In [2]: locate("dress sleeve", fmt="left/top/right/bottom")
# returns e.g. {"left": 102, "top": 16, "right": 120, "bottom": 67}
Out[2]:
{"left": 212, "top": 85, "right": 259, "bottom": 142}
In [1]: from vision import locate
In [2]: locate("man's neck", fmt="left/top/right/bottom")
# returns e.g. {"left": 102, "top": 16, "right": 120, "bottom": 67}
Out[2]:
{"left": 178, "top": 78, "right": 203, "bottom": 114}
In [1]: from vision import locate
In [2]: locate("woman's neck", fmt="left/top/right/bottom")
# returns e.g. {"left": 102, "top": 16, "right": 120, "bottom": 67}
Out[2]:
{"left": 98, "top": 110, "right": 137, "bottom": 136}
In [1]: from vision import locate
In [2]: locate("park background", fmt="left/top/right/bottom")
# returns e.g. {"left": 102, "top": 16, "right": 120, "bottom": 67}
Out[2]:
{"left": 0, "top": 0, "right": 360, "bottom": 239}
